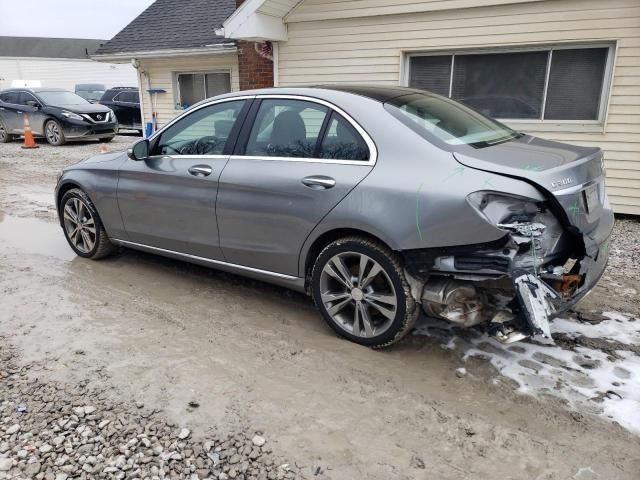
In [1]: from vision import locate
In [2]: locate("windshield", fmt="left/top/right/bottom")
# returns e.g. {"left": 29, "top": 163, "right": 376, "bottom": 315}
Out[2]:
{"left": 385, "top": 92, "right": 518, "bottom": 149}
{"left": 77, "top": 90, "right": 105, "bottom": 102}
{"left": 37, "top": 91, "right": 90, "bottom": 106}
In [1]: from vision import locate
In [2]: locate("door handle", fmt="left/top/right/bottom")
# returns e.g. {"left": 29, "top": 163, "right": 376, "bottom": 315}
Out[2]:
{"left": 302, "top": 176, "right": 336, "bottom": 190}
{"left": 188, "top": 165, "right": 213, "bottom": 177}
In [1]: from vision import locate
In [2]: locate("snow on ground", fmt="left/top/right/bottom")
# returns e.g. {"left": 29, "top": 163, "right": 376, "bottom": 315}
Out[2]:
{"left": 414, "top": 312, "right": 640, "bottom": 434}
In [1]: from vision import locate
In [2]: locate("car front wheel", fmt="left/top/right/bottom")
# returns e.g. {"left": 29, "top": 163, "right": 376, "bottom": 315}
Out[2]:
{"left": 311, "top": 236, "right": 419, "bottom": 348}
{"left": 45, "top": 119, "right": 66, "bottom": 146}
{"left": 0, "top": 119, "right": 11, "bottom": 143}
{"left": 60, "top": 188, "right": 116, "bottom": 259}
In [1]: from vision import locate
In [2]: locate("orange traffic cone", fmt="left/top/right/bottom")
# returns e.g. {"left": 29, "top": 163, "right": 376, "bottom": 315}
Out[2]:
{"left": 99, "top": 143, "right": 110, "bottom": 154}
{"left": 21, "top": 114, "right": 39, "bottom": 149}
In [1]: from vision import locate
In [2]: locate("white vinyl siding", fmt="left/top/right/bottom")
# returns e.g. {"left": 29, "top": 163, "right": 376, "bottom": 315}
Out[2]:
{"left": 137, "top": 54, "right": 239, "bottom": 128}
{"left": 0, "top": 57, "right": 137, "bottom": 91}
{"left": 277, "top": 0, "right": 640, "bottom": 215}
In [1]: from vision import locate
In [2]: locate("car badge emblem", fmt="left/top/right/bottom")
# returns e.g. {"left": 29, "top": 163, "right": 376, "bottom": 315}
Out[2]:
{"left": 96, "top": 114, "right": 103, "bottom": 120}
{"left": 551, "top": 177, "right": 574, "bottom": 188}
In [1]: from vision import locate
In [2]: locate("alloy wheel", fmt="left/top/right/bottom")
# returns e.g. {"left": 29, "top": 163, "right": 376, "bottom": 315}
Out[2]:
{"left": 319, "top": 252, "right": 398, "bottom": 338}
{"left": 46, "top": 122, "right": 61, "bottom": 144}
{"left": 63, "top": 197, "right": 96, "bottom": 254}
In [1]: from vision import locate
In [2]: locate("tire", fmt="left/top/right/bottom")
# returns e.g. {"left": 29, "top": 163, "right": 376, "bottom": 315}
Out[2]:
{"left": 0, "top": 119, "right": 11, "bottom": 143}
{"left": 59, "top": 188, "right": 116, "bottom": 259}
{"left": 45, "top": 119, "right": 66, "bottom": 146}
{"left": 311, "top": 236, "right": 419, "bottom": 348}
{"left": 99, "top": 136, "right": 115, "bottom": 143}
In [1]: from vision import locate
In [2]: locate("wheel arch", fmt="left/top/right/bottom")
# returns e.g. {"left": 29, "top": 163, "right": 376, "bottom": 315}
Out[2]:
{"left": 301, "top": 227, "right": 398, "bottom": 288}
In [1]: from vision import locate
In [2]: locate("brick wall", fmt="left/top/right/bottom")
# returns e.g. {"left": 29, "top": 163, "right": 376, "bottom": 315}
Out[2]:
{"left": 235, "top": 0, "right": 274, "bottom": 90}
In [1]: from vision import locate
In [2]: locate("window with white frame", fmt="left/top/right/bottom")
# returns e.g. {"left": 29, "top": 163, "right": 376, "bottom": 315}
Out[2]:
{"left": 407, "top": 45, "right": 613, "bottom": 122}
{"left": 175, "top": 72, "right": 231, "bottom": 109}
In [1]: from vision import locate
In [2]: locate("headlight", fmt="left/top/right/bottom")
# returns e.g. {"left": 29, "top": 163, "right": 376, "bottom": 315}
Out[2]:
{"left": 61, "top": 111, "right": 83, "bottom": 121}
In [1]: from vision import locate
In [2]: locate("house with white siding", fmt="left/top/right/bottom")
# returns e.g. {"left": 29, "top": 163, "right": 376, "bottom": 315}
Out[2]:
{"left": 0, "top": 36, "right": 136, "bottom": 92}
{"left": 95, "top": 0, "right": 640, "bottom": 215}
{"left": 220, "top": 0, "right": 640, "bottom": 216}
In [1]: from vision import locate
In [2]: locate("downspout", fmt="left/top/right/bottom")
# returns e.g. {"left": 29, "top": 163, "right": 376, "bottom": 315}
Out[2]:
{"left": 273, "top": 41, "right": 279, "bottom": 87}
{"left": 131, "top": 59, "right": 147, "bottom": 135}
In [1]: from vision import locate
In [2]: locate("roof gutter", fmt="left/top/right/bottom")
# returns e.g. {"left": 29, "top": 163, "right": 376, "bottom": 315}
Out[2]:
{"left": 91, "top": 44, "right": 238, "bottom": 63}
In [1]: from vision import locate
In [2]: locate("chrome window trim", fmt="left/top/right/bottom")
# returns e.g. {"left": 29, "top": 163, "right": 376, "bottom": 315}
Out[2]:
{"left": 149, "top": 94, "right": 378, "bottom": 166}
{"left": 239, "top": 94, "right": 377, "bottom": 166}
{"left": 112, "top": 239, "right": 299, "bottom": 280}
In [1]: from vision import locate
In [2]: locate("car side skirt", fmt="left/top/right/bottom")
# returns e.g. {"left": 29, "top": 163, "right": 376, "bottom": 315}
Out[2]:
{"left": 112, "top": 239, "right": 307, "bottom": 293}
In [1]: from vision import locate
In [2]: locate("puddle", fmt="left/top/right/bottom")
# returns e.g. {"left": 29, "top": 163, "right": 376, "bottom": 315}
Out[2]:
{"left": 414, "top": 312, "right": 640, "bottom": 434}
{"left": 0, "top": 215, "right": 75, "bottom": 260}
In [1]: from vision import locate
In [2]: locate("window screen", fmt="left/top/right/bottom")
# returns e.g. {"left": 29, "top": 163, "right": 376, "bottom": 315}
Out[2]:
{"left": 177, "top": 72, "right": 231, "bottom": 109}
{"left": 408, "top": 46, "right": 610, "bottom": 121}
{"left": 452, "top": 51, "right": 547, "bottom": 119}
{"left": 545, "top": 48, "right": 608, "bottom": 120}
{"left": 409, "top": 55, "right": 451, "bottom": 97}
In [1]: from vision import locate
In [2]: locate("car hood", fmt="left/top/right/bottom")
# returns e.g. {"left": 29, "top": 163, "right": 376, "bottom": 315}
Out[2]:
{"left": 50, "top": 103, "right": 112, "bottom": 114}
{"left": 453, "top": 134, "right": 602, "bottom": 193}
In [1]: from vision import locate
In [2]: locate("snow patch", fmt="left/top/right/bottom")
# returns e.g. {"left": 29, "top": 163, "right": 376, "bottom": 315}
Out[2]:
{"left": 414, "top": 311, "right": 640, "bottom": 434}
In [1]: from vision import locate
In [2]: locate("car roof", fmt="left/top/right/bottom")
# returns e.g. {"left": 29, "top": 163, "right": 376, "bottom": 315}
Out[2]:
{"left": 215, "top": 85, "right": 430, "bottom": 104}
{"left": 0, "top": 87, "right": 67, "bottom": 93}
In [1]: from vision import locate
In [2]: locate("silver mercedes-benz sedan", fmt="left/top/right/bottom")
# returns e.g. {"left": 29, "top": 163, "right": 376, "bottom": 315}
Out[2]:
{"left": 55, "top": 86, "right": 614, "bottom": 348}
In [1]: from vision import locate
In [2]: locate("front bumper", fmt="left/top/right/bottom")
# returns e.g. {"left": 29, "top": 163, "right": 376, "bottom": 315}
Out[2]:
{"left": 60, "top": 116, "right": 118, "bottom": 140}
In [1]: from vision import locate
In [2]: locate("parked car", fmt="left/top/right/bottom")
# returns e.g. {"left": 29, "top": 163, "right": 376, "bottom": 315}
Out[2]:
{"left": 0, "top": 88, "right": 117, "bottom": 146}
{"left": 98, "top": 87, "right": 142, "bottom": 133}
{"left": 54, "top": 86, "right": 613, "bottom": 348}
{"left": 75, "top": 83, "right": 106, "bottom": 103}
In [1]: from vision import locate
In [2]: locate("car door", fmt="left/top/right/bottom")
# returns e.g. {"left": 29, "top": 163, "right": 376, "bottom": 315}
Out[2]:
{"left": 109, "top": 92, "right": 129, "bottom": 127}
{"left": 117, "top": 98, "right": 251, "bottom": 260}
{"left": 18, "top": 91, "right": 46, "bottom": 135}
{"left": 216, "top": 96, "right": 375, "bottom": 276}
{"left": 0, "top": 91, "right": 22, "bottom": 133}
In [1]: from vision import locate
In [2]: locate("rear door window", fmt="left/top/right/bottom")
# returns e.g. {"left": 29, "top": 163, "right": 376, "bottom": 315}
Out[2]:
{"left": 318, "top": 112, "right": 369, "bottom": 161}
{"left": 244, "top": 99, "right": 328, "bottom": 158}
{"left": 0, "top": 92, "right": 20, "bottom": 104}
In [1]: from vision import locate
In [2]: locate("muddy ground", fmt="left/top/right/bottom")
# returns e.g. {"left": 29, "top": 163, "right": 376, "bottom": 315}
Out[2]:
{"left": 1, "top": 136, "right": 639, "bottom": 479}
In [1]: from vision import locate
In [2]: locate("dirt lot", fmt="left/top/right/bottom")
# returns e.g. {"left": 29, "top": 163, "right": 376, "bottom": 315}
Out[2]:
{"left": 1, "top": 136, "right": 640, "bottom": 479}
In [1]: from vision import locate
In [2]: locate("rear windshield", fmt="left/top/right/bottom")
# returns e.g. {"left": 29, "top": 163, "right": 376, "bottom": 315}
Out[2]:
{"left": 37, "top": 91, "right": 89, "bottom": 106}
{"left": 385, "top": 92, "right": 518, "bottom": 149}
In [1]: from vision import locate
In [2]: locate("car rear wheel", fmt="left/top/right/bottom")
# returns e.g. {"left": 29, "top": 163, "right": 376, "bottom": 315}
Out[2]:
{"left": 60, "top": 188, "right": 116, "bottom": 259}
{"left": 0, "top": 120, "right": 11, "bottom": 143}
{"left": 45, "top": 119, "right": 66, "bottom": 146}
{"left": 311, "top": 236, "right": 419, "bottom": 348}
{"left": 99, "top": 136, "right": 115, "bottom": 143}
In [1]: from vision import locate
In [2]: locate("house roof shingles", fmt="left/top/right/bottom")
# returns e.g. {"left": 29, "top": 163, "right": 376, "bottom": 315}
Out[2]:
{"left": 95, "top": 0, "right": 237, "bottom": 56}
{"left": 0, "top": 37, "right": 105, "bottom": 59}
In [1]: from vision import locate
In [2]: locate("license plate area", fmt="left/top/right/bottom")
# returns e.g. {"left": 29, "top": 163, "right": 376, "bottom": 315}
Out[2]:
{"left": 583, "top": 183, "right": 599, "bottom": 214}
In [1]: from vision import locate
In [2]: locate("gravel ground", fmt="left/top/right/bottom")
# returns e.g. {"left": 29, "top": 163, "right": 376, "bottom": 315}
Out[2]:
{"left": 0, "top": 336, "right": 299, "bottom": 480}
{"left": 1, "top": 136, "right": 640, "bottom": 479}
{"left": 608, "top": 217, "right": 640, "bottom": 279}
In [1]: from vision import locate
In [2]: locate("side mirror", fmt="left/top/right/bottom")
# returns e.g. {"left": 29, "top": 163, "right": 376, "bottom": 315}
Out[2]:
{"left": 26, "top": 100, "right": 40, "bottom": 108}
{"left": 127, "top": 138, "right": 149, "bottom": 161}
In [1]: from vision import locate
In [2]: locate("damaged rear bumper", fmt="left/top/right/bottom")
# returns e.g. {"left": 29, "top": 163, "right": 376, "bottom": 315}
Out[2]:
{"left": 407, "top": 198, "right": 613, "bottom": 343}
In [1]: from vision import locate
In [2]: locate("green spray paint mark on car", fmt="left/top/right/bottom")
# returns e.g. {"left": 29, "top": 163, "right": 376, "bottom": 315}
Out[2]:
{"left": 415, "top": 183, "right": 424, "bottom": 241}
{"left": 444, "top": 166, "right": 465, "bottom": 181}
{"left": 483, "top": 176, "right": 495, "bottom": 188}
{"left": 567, "top": 200, "right": 581, "bottom": 221}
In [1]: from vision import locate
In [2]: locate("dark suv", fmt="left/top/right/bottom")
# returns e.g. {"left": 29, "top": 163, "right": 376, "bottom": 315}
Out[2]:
{"left": 0, "top": 88, "right": 117, "bottom": 146}
{"left": 98, "top": 87, "right": 142, "bottom": 133}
